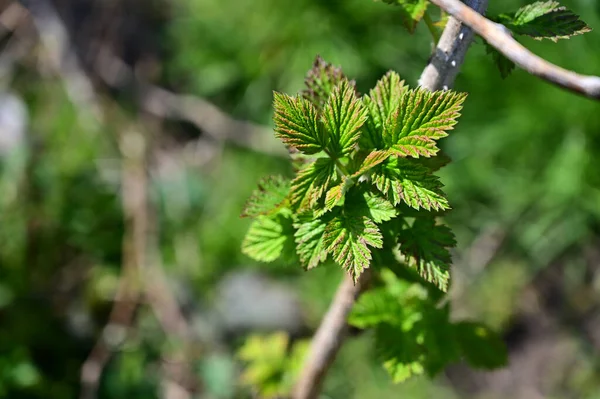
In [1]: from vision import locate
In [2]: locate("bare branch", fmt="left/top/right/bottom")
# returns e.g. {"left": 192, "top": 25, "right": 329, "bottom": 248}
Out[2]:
{"left": 292, "top": 271, "right": 371, "bottom": 399}
{"left": 429, "top": 0, "right": 600, "bottom": 100}
{"left": 92, "top": 46, "right": 288, "bottom": 157}
{"left": 419, "top": 0, "right": 489, "bottom": 91}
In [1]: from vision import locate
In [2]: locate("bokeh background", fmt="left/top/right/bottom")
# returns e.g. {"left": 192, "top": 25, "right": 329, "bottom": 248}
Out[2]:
{"left": 1, "top": 0, "right": 600, "bottom": 398}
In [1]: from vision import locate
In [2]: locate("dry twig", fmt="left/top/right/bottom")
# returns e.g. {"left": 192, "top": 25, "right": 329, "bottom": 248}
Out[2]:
{"left": 429, "top": 0, "right": 600, "bottom": 100}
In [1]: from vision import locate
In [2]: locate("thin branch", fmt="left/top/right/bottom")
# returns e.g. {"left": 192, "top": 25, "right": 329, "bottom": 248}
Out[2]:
{"left": 80, "top": 128, "right": 147, "bottom": 399}
{"left": 19, "top": 0, "right": 104, "bottom": 125}
{"left": 292, "top": 271, "right": 371, "bottom": 399}
{"left": 429, "top": 0, "right": 600, "bottom": 100}
{"left": 294, "top": 3, "right": 489, "bottom": 397}
{"left": 419, "top": 0, "right": 489, "bottom": 91}
{"left": 92, "top": 46, "right": 288, "bottom": 157}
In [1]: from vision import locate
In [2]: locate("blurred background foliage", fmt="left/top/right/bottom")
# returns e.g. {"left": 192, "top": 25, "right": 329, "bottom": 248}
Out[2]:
{"left": 0, "top": 0, "right": 599, "bottom": 398}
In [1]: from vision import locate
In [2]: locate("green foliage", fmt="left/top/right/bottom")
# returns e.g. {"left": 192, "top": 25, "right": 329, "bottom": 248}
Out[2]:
{"left": 238, "top": 332, "right": 309, "bottom": 398}
{"left": 349, "top": 270, "right": 507, "bottom": 382}
{"left": 397, "top": 217, "right": 455, "bottom": 291}
{"left": 380, "top": 0, "right": 429, "bottom": 33}
{"left": 241, "top": 56, "right": 465, "bottom": 286}
{"left": 323, "top": 214, "right": 383, "bottom": 282}
{"left": 241, "top": 175, "right": 291, "bottom": 218}
{"left": 487, "top": 1, "right": 592, "bottom": 77}
{"left": 500, "top": 1, "right": 592, "bottom": 41}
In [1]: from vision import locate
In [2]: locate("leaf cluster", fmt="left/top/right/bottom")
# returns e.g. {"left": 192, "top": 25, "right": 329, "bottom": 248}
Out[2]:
{"left": 348, "top": 269, "right": 507, "bottom": 382}
{"left": 242, "top": 56, "right": 466, "bottom": 289}
{"left": 487, "top": 1, "right": 592, "bottom": 78}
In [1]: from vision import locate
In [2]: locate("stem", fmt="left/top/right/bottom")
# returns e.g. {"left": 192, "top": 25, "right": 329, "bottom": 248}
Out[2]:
{"left": 293, "top": 2, "right": 490, "bottom": 398}
{"left": 423, "top": 11, "right": 440, "bottom": 44}
{"left": 292, "top": 271, "right": 371, "bottom": 399}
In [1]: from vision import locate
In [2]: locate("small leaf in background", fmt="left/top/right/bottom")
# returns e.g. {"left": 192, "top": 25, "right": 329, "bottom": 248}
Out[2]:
{"left": 322, "top": 79, "right": 368, "bottom": 156}
{"left": 241, "top": 175, "right": 291, "bottom": 218}
{"left": 242, "top": 214, "right": 294, "bottom": 263}
{"left": 397, "top": 217, "right": 456, "bottom": 291}
{"left": 238, "top": 332, "right": 308, "bottom": 399}
{"left": 290, "top": 158, "right": 336, "bottom": 211}
{"left": 500, "top": 1, "right": 592, "bottom": 42}
{"left": 273, "top": 92, "right": 327, "bottom": 154}
{"left": 303, "top": 56, "right": 349, "bottom": 110}
{"left": 384, "top": 88, "right": 467, "bottom": 158}
{"left": 485, "top": 42, "right": 516, "bottom": 79}
{"left": 372, "top": 157, "right": 449, "bottom": 211}
{"left": 380, "top": 0, "right": 430, "bottom": 33}
{"left": 361, "top": 71, "right": 407, "bottom": 150}
{"left": 323, "top": 214, "right": 383, "bottom": 282}
{"left": 455, "top": 321, "right": 508, "bottom": 369}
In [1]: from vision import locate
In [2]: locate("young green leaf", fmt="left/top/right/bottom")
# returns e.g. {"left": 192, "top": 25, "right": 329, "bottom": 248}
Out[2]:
{"left": 455, "top": 321, "right": 508, "bottom": 369}
{"left": 303, "top": 56, "right": 348, "bottom": 110}
{"left": 372, "top": 157, "right": 449, "bottom": 211}
{"left": 324, "top": 177, "right": 349, "bottom": 212}
{"left": 322, "top": 79, "right": 368, "bottom": 156}
{"left": 384, "top": 88, "right": 467, "bottom": 158}
{"left": 500, "top": 1, "right": 592, "bottom": 42}
{"left": 361, "top": 71, "right": 406, "bottom": 150}
{"left": 352, "top": 150, "right": 392, "bottom": 178}
{"left": 294, "top": 216, "right": 329, "bottom": 270}
{"left": 345, "top": 189, "right": 397, "bottom": 224}
{"left": 241, "top": 175, "right": 291, "bottom": 218}
{"left": 290, "top": 158, "right": 337, "bottom": 211}
{"left": 323, "top": 215, "right": 383, "bottom": 282}
{"left": 242, "top": 215, "right": 293, "bottom": 263}
{"left": 380, "top": 0, "right": 429, "bottom": 33}
{"left": 273, "top": 92, "right": 327, "bottom": 154}
{"left": 397, "top": 217, "right": 455, "bottom": 291}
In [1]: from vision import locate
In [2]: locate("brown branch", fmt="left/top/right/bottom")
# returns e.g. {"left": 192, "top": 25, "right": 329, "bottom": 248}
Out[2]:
{"left": 419, "top": 0, "right": 489, "bottom": 91}
{"left": 293, "top": 3, "right": 489, "bottom": 397}
{"left": 429, "top": 0, "right": 600, "bottom": 100}
{"left": 292, "top": 271, "right": 371, "bottom": 399}
{"left": 80, "top": 128, "right": 147, "bottom": 399}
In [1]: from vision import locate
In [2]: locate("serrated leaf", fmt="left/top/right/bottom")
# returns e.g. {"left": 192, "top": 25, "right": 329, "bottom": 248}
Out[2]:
{"left": 352, "top": 150, "right": 392, "bottom": 177}
{"left": 361, "top": 71, "right": 407, "bottom": 150}
{"left": 241, "top": 176, "right": 291, "bottom": 218}
{"left": 290, "top": 158, "right": 337, "bottom": 211}
{"left": 455, "top": 322, "right": 508, "bottom": 369}
{"left": 350, "top": 272, "right": 464, "bottom": 382}
{"left": 302, "top": 56, "right": 348, "bottom": 109}
{"left": 242, "top": 215, "right": 293, "bottom": 262}
{"left": 500, "top": 1, "right": 592, "bottom": 42}
{"left": 397, "top": 217, "right": 456, "bottom": 291}
{"left": 323, "top": 215, "right": 383, "bottom": 282}
{"left": 381, "top": 0, "right": 429, "bottom": 33}
{"left": 384, "top": 88, "right": 467, "bottom": 158}
{"left": 322, "top": 79, "right": 368, "bottom": 156}
{"left": 372, "top": 157, "right": 449, "bottom": 211}
{"left": 346, "top": 189, "right": 397, "bottom": 224}
{"left": 294, "top": 216, "right": 329, "bottom": 270}
{"left": 273, "top": 92, "right": 327, "bottom": 154}
{"left": 485, "top": 42, "right": 516, "bottom": 79}
{"left": 324, "top": 178, "right": 346, "bottom": 212}
{"left": 348, "top": 288, "right": 399, "bottom": 328}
